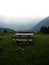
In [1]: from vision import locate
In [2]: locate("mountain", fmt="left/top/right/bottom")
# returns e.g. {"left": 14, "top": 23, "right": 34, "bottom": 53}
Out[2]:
{"left": 0, "top": 28, "right": 15, "bottom": 32}
{"left": 0, "top": 18, "right": 41, "bottom": 32}
{"left": 31, "top": 16, "right": 49, "bottom": 32}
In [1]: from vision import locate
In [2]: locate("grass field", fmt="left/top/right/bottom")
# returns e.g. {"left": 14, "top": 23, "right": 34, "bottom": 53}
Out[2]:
{"left": 0, "top": 33, "right": 49, "bottom": 65}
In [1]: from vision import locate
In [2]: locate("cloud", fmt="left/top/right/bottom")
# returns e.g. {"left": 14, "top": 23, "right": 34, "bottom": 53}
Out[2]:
{"left": 0, "top": 0, "right": 49, "bottom": 20}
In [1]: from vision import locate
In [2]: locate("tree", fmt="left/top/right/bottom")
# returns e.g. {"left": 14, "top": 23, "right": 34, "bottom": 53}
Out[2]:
{"left": 47, "top": 26, "right": 49, "bottom": 33}
{"left": 4, "top": 29, "right": 8, "bottom": 33}
{"left": 40, "top": 26, "right": 48, "bottom": 33}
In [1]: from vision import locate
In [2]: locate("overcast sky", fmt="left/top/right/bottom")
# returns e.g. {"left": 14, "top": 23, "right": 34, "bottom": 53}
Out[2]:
{"left": 0, "top": 0, "right": 49, "bottom": 22}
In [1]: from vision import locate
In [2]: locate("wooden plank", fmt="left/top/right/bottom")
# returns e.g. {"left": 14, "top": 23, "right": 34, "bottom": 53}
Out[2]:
{"left": 15, "top": 33, "right": 34, "bottom": 35}
{"left": 13, "top": 38, "right": 32, "bottom": 41}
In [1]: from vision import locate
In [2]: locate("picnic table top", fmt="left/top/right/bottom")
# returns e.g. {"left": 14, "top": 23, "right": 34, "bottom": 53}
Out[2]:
{"left": 15, "top": 33, "right": 34, "bottom": 36}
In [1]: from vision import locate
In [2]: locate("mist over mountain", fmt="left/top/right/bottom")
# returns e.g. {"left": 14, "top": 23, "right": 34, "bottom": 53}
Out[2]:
{"left": 0, "top": 17, "right": 41, "bottom": 32}
{"left": 31, "top": 16, "right": 49, "bottom": 32}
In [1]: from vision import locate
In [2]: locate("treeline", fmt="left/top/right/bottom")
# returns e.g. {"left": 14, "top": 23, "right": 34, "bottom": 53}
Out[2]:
{"left": 40, "top": 26, "right": 49, "bottom": 33}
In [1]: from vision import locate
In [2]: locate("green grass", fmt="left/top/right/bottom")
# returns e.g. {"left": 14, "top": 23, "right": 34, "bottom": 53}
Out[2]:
{"left": 0, "top": 33, "right": 49, "bottom": 65}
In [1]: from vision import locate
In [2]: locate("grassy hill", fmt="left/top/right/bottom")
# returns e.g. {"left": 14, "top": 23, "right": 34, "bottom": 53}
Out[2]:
{"left": 0, "top": 33, "right": 49, "bottom": 65}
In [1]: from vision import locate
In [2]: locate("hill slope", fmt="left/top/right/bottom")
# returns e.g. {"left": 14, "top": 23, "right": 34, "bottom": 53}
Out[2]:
{"left": 31, "top": 16, "right": 49, "bottom": 32}
{"left": 0, "top": 28, "right": 15, "bottom": 32}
